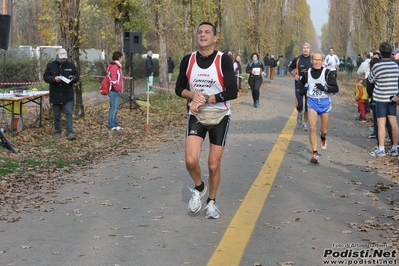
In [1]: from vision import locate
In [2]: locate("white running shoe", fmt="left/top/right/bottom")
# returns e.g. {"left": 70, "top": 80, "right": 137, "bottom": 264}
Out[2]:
{"left": 310, "top": 153, "right": 319, "bottom": 164}
{"left": 204, "top": 200, "right": 220, "bottom": 219}
{"left": 303, "top": 123, "right": 309, "bottom": 131}
{"left": 321, "top": 139, "right": 327, "bottom": 151}
{"left": 188, "top": 186, "right": 207, "bottom": 213}
{"left": 387, "top": 147, "right": 398, "bottom": 156}
{"left": 369, "top": 149, "right": 386, "bottom": 157}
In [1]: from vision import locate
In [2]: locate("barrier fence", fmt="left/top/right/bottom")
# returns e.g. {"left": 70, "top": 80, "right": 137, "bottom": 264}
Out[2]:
{"left": 0, "top": 76, "right": 173, "bottom": 93}
{"left": 151, "top": 85, "right": 174, "bottom": 92}
{"left": 0, "top": 75, "right": 133, "bottom": 87}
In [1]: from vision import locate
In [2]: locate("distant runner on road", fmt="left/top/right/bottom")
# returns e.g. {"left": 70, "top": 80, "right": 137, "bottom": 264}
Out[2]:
{"left": 288, "top": 42, "right": 312, "bottom": 131}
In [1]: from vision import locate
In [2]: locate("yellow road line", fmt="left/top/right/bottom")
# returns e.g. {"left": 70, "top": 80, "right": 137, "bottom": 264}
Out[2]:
{"left": 207, "top": 109, "right": 297, "bottom": 266}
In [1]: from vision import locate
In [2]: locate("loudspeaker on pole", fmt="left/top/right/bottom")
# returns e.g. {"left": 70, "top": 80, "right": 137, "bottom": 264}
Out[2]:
{"left": 0, "top": 15, "right": 11, "bottom": 50}
{"left": 123, "top": 31, "right": 142, "bottom": 54}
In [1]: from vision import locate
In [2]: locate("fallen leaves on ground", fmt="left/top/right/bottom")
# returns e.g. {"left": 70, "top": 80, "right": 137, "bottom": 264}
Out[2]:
{"left": 1, "top": 82, "right": 398, "bottom": 255}
{"left": 0, "top": 91, "right": 187, "bottom": 222}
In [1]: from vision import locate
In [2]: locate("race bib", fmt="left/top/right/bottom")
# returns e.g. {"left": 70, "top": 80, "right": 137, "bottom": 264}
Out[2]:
{"left": 253, "top": 67, "right": 261, "bottom": 75}
{"left": 308, "top": 84, "right": 326, "bottom": 97}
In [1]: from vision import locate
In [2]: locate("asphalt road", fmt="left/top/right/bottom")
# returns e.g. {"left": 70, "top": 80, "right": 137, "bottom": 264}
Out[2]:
{"left": 1, "top": 75, "right": 398, "bottom": 266}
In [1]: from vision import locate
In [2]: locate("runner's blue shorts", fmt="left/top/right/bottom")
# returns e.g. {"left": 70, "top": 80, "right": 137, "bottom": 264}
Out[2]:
{"left": 307, "top": 97, "right": 332, "bottom": 116}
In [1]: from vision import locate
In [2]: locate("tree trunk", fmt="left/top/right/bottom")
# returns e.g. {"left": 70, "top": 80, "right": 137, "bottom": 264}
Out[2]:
{"left": 156, "top": 10, "right": 168, "bottom": 89}
{"left": 152, "top": 0, "right": 169, "bottom": 89}
{"left": 114, "top": 3, "right": 128, "bottom": 94}
{"left": 158, "top": 31, "right": 168, "bottom": 88}
{"left": 115, "top": 18, "right": 124, "bottom": 52}
{"left": 59, "top": 0, "right": 83, "bottom": 117}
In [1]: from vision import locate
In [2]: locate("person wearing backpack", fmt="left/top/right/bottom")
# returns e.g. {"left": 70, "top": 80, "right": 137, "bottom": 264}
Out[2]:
{"left": 108, "top": 51, "right": 124, "bottom": 131}
{"left": 346, "top": 57, "right": 354, "bottom": 80}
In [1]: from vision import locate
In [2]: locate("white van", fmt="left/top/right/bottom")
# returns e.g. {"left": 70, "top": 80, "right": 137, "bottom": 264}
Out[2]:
{"left": 35, "top": 46, "right": 63, "bottom": 61}
{"left": 142, "top": 53, "right": 159, "bottom": 59}
{"left": 80, "top": 48, "right": 107, "bottom": 62}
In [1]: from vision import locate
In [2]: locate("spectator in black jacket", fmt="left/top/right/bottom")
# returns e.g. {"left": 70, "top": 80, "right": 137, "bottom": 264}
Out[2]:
{"left": 356, "top": 53, "right": 363, "bottom": 71}
{"left": 43, "top": 48, "right": 79, "bottom": 140}
{"left": 269, "top": 55, "right": 276, "bottom": 80}
{"left": 263, "top": 53, "right": 270, "bottom": 79}
{"left": 145, "top": 50, "right": 154, "bottom": 92}
{"left": 167, "top": 57, "right": 175, "bottom": 83}
{"left": 346, "top": 57, "right": 354, "bottom": 80}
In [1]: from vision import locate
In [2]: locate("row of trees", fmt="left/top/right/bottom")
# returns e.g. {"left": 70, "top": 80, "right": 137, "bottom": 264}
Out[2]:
{"left": 324, "top": 0, "right": 399, "bottom": 57}
{"left": 11, "top": 0, "right": 399, "bottom": 66}
{"left": 5, "top": 0, "right": 399, "bottom": 117}
{"left": 11, "top": 0, "right": 317, "bottom": 67}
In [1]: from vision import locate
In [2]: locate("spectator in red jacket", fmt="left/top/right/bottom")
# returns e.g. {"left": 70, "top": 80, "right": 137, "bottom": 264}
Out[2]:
{"left": 108, "top": 51, "right": 124, "bottom": 131}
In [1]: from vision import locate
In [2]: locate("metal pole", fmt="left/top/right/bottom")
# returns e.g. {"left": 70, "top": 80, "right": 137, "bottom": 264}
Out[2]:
{"left": 129, "top": 54, "right": 133, "bottom": 109}
{"left": 146, "top": 79, "right": 150, "bottom": 126}
{"left": 8, "top": 0, "right": 12, "bottom": 46}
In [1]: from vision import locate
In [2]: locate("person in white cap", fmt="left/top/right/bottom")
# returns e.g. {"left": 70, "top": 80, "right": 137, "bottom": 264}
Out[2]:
{"left": 43, "top": 48, "right": 79, "bottom": 140}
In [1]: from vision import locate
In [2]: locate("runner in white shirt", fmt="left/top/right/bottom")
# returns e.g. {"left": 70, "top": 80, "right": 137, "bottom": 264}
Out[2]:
{"left": 357, "top": 52, "right": 371, "bottom": 78}
{"left": 324, "top": 47, "right": 340, "bottom": 79}
{"left": 175, "top": 22, "right": 238, "bottom": 219}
